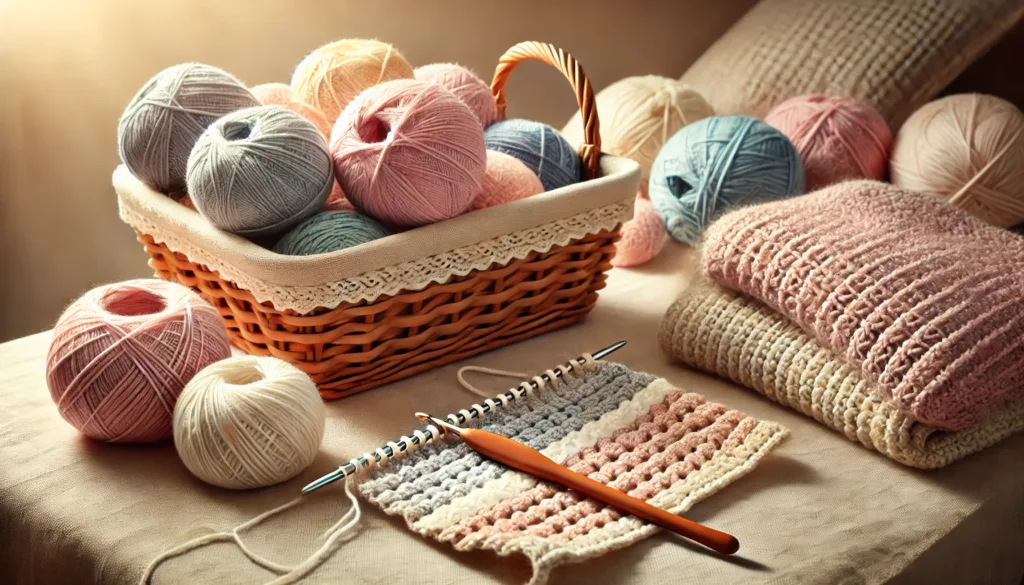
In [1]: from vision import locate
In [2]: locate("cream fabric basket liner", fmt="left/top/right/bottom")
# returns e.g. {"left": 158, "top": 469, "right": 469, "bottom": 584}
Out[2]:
{"left": 115, "top": 156, "right": 639, "bottom": 313}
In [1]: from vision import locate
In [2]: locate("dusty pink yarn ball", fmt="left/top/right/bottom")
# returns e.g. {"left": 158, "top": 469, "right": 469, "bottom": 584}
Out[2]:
{"left": 765, "top": 95, "right": 892, "bottom": 191}
{"left": 470, "top": 150, "right": 543, "bottom": 210}
{"left": 414, "top": 63, "right": 499, "bottom": 128}
{"left": 45, "top": 280, "right": 231, "bottom": 443}
{"left": 612, "top": 188, "right": 668, "bottom": 267}
{"left": 250, "top": 82, "right": 333, "bottom": 139}
{"left": 330, "top": 79, "right": 486, "bottom": 227}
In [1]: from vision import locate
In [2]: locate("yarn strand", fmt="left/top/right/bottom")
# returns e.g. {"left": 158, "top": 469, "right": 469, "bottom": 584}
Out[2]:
{"left": 139, "top": 479, "right": 361, "bottom": 585}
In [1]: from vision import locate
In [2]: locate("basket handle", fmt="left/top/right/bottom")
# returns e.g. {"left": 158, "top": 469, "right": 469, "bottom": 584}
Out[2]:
{"left": 491, "top": 41, "right": 601, "bottom": 181}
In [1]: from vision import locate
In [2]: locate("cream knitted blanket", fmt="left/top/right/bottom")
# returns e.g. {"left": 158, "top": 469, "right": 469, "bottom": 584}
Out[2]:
{"left": 659, "top": 286, "right": 1024, "bottom": 469}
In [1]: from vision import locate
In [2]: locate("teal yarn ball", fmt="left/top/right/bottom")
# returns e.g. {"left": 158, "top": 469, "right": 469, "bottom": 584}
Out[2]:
{"left": 187, "top": 105, "right": 333, "bottom": 237}
{"left": 649, "top": 115, "right": 804, "bottom": 244}
{"left": 484, "top": 119, "right": 581, "bottom": 191}
{"left": 273, "top": 211, "right": 390, "bottom": 256}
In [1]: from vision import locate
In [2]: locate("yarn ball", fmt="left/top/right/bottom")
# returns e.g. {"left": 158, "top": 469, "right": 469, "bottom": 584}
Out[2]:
{"left": 187, "top": 105, "right": 333, "bottom": 237}
{"left": 470, "top": 150, "right": 544, "bottom": 211}
{"left": 612, "top": 187, "right": 668, "bottom": 267}
{"left": 292, "top": 39, "right": 414, "bottom": 124}
{"left": 649, "top": 115, "right": 804, "bottom": 245}
{"left": 273, "top": 210, "right": 390, "bottom": 255}
{"left": 414, "top": 63, "right": 499, "bottom": 127}
{"left": 173, "top": 355, "right": 326, "bottom": 490}
{"left": 485, "top": 119, "right": 581, "bottom": 191}
{"left": 331, "top": 79, "right": 485, "bottom": 226}
{"left": 45, "top": 280, "right": 231, "bottom": 443}
{"left": 765, "top": 94, "right": 892, "bottom": 191}
{"left": 118, "top": 63, "right": 259, "bottom": 193}
{"left": 250, "top": 82, "right": 333, "bottom": 138}
{"left": 891, "top": 94, "right": 1024, "bottom": 228}
{"left": 561, "top": 76, "right": 714, "bottom": 180}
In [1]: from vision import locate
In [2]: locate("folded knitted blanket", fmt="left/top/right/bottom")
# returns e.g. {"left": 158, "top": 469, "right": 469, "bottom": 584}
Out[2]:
{"left": 659, "top": 286, "right": 1024, "bottom": 469}
{"left": 703, "top": 180, "right": 1024, "bottom": 431}
{"left": 358, "top": 360, "right": 787, "bottom": 585}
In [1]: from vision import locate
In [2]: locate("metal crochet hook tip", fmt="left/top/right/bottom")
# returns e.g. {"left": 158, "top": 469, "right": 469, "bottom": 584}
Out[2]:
{"left": 301, "top": 340, "right": 627, "bottom": 495}
{"left": 414, "top": 413, "right": 463, "bottom": 437}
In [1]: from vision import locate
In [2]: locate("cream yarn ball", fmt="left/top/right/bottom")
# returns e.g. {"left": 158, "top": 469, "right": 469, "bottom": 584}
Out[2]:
{"left": 891, "top": 94, "right": 1024, "bottom": 227}
{"left": 561, "top": 75, "right": 714, "bottom": 179}
{"left": 173, "top": 355, "right": 325, "bottom": 490}
{"left": 291, "top": 39, "right": 414, "bottom": 124}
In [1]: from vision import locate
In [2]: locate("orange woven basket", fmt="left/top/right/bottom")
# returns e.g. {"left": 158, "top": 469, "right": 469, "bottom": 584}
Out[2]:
{"left": 116, "top": 42, "right": 639, "bottom": 399}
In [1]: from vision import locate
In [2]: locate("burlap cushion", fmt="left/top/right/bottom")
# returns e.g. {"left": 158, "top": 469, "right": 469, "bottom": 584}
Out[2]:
{"left": 681, "top": 0, "right": 1024, "bottom": 128}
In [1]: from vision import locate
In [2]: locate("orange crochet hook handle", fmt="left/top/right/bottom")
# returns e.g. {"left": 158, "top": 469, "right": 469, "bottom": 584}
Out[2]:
{"left": 456, "top": 424, "right": 740, "bottom": 555}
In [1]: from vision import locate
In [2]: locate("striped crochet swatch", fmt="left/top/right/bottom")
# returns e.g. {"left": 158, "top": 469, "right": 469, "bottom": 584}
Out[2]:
{"left": 659, "top": 286, "right": 1024, "bottom": 469}
{"left": 703, "top": 180, "right": 1024, "bottom": 431}
{"left": 357, "top": 360, "right": 787, "bottom": 585}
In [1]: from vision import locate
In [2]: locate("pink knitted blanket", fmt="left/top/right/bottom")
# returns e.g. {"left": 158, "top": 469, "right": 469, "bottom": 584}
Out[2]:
{"left": 703, "top": 180, "right": 1024, "bottom": 431}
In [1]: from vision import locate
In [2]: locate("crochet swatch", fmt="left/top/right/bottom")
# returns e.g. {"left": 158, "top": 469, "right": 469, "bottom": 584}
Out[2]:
{"left": 703, "top": 180, "right": 1024, "bottom": 431}
{"left": 660, "top": 286, "right": 1024, "bottom": 469}
{"left": 357, "top": 360, "right": 787, "bottom": 585}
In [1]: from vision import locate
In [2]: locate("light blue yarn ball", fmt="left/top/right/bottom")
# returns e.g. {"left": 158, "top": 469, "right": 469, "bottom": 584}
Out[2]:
{"left": 273, "top": 211, "right": 390, "bottom": 256}
{"left": 649, "top": 115, "right": 804, "bottom": 244}
{"left": 484, "top": 119, "right": 581, "bottom": 191}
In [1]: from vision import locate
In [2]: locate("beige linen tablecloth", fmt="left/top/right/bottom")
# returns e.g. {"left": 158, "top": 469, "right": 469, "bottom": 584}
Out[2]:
{"left": 2, "top": 244, "right": 1023, "bottom": 585}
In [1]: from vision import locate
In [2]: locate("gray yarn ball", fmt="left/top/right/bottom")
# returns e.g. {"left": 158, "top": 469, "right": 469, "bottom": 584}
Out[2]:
{"left": 187, "top": 106, "right": 334, "bottom": 237}
{"left": 118, "top": 63, "right": 259, "bottom": 193}
{"left": 484, "top": 119, "right": 581, "bottom": 191}
{"left": 273, "top": 211, "right": 390, "bottom": 256}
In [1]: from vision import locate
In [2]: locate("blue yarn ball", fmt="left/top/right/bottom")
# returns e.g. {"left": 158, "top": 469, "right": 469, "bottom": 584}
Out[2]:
{"left": 273, "top": 211, "right": 390, "bottom": 256}
{"left": 649, "top": 115, "right": 804, "bottom": 244}
{"left": 484, "top": 119, "right": 581, "bottom": 191}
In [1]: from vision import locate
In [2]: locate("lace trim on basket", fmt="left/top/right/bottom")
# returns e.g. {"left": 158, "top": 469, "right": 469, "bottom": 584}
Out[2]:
{"left": 123, "top": 201, "right": 631, "bottom": 313}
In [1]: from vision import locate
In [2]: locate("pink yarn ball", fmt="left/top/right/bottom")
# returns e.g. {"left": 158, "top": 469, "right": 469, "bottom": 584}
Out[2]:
{"left": 470, "top": 150, "right": 544, "bottom": 210}
{"left": 414, "top": 63, "right": 499, "bottom": 128}
{"left": 765, "top": 95, "right": 892, "bottom": 191}
{"left": 250, "top": 82, "right": 333, "bottom": 139}
{"left": 45, "top": 280, "right": 231, "bottom": 443}
{"left": 330, "top": 79, "right": 486, "bottom": 227}
{"left": 611, "top": 188, "right": 668, "bottom": 267}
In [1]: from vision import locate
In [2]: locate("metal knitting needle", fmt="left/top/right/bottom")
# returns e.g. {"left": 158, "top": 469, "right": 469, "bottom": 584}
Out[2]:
{"left": 301, "top": 340, "right": 627, "bottom": 495}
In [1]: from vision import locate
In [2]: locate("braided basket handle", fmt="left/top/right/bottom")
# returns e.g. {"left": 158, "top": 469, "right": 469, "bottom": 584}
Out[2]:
{"left": 491, "top": 41, "right": 601, "bottom": 181}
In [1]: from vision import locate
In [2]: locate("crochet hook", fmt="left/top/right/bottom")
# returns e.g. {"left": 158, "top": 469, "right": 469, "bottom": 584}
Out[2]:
{"left": 415, "top": 412, "right": 740, "bottom": 556}
{"left": 302, "top": 341, "right": 628, "bottom": 495}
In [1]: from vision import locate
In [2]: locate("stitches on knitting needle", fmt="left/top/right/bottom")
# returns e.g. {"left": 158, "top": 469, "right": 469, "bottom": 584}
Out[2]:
{"left": 303, "top": 351, "right": 603, "bottom": 494}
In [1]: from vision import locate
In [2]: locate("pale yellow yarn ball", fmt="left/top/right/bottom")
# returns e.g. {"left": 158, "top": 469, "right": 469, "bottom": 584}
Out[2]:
{"left": 561, "top": 75, "right": 714, "bottom": 180}
{"left": 291, "top": 39, "right": 414, "bottom": 124}
{"left": 891, "top": 94, "right": 1024, "bottom": 228}
{"left": 173, "top": 356, "right": 326, "bottom": 490}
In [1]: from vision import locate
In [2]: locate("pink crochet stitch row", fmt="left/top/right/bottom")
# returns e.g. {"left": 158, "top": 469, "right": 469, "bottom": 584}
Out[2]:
{"left": 703, "top": 180, "right": 1024, "bottom": 431}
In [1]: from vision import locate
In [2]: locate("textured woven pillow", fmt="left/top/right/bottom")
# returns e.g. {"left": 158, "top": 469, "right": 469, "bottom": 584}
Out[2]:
{"left": 358, "top": 360, "right": 786, "bottom": 585}
{"left": 681, "top": 0, "right": 1024, "bottom": 128}
{"left": 703, "top": 180, "right": 1024, "bottom": 431}
{"left": 660, "top": 286, "right": 1024, "bottom": 468}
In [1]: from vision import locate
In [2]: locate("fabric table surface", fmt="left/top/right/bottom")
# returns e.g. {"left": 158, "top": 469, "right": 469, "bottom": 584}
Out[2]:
{"left": 2, "top": 244, "right": 1023, "bottom": 585}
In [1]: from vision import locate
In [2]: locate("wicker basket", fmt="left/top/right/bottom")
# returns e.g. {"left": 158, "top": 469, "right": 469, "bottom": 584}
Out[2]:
{"left": 115, "top": 42, "right": 640, "bottom": 399}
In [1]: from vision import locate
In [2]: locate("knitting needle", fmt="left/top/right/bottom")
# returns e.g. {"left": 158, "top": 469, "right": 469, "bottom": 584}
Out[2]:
{"left": 415, "top": 413, "right": 740, "bottom": 555}
{"left": 301, "top": 340, "right": 628, "bottom": 495}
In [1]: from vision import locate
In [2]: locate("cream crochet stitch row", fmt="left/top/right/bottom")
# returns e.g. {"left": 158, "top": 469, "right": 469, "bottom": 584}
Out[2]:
{"left": 659, "top": 286, "right": 1024, "bottom": 469}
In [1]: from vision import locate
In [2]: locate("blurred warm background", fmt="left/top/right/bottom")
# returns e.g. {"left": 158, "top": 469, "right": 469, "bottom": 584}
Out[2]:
{"left": 0, "top": 0, "right": 1021, "bottom": 341}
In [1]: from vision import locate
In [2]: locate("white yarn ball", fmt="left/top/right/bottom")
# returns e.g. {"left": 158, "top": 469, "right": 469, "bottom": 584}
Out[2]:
{"left": 561, "top": 75, "right": 714, "bottom": 180}
{"left": 173, "top": 355, "right": 325, "bottom": 490}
